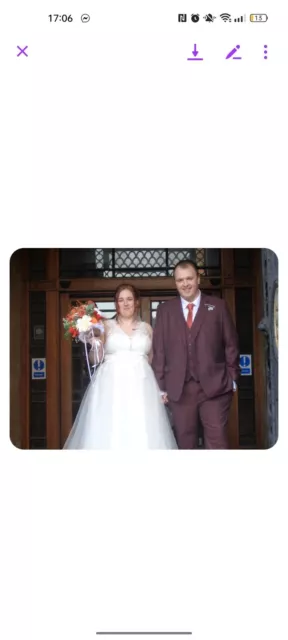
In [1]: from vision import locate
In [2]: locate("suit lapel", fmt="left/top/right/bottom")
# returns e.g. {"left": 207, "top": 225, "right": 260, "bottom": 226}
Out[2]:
{"left": 172, "top": 297, "right": 188, "bottom": 344}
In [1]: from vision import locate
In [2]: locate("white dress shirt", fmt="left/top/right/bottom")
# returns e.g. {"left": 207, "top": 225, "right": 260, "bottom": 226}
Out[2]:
{"left": 180, "top": 291, "right": 201, "bottom": 322}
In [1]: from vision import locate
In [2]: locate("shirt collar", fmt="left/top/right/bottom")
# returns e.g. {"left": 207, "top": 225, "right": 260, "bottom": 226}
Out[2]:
{"left": 181, "top": 291, "right": 201, "bottom": 312}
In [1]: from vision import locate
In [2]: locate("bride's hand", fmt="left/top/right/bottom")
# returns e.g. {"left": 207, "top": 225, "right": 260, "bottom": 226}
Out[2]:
{"left": 161, "top": 393, "right": 169, "bottom": 405}
{"left": 90, "top": 337, "right": 103, "bottom": 350}
{"left": 91, "top": 326, "right": 104, "bottom": 339}
{"left": 89, "top": 338, "right": 104, "bottom": 364}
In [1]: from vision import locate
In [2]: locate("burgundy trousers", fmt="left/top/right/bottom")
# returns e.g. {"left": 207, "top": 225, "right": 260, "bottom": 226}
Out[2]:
{"left": 169, "top": 379, "right": 233, "bottom": 449}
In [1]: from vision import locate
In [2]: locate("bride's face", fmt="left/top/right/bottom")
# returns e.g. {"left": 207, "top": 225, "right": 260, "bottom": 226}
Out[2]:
{"left": 117, "top": 289, "right": 136, "bottom": 319}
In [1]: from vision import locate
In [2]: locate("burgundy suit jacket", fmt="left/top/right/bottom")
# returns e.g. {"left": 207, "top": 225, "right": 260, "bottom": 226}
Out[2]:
{"left": 152, "top": 293, "right": 240, "bottom": 402}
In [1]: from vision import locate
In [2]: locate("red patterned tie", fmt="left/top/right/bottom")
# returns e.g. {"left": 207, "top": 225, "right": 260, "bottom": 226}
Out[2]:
{"left": 186, "top": 303, "right": 194, "bottom": 329}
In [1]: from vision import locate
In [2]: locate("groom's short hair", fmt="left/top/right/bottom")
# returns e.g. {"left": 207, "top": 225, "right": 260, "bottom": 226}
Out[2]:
{"left": 173, "top": 259, "right": 199, "bottom": 275}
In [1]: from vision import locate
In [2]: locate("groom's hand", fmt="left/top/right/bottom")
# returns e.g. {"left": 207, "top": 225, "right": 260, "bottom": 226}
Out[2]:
{"left": 161, "top": 392, "right": 169, "bottom": 404}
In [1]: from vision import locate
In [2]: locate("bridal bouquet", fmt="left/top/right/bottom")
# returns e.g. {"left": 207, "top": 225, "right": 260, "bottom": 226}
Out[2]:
{"left": 63, "top": 301, "right": 105, "bottom": 380}
{"left": 63, "top": 300, "right": 104, "bottom": 341}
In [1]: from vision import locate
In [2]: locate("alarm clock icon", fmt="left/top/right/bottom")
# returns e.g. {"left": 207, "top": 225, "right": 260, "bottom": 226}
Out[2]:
{"left": 191, "top": 14, "right": 200, "bottom": 23}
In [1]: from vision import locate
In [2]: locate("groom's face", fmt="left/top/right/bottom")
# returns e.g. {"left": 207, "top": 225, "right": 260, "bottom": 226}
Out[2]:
{"left": 174, "top": 265, "right": 200, "bottom": 302}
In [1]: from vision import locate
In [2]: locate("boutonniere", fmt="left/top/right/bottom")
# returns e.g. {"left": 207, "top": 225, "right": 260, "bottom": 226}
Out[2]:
{"left": 204, "top": 303, "right": 215, "bottom": 311}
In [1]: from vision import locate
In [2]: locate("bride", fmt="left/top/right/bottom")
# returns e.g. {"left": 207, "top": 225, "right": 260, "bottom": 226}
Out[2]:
{"left": 63, "top": 284, "right": 177, "bottom": 449}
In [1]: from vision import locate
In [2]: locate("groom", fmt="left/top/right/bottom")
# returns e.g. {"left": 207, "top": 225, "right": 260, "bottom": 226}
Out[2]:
{"left": 152, "top": 260, "right": 240, "bottom": 449}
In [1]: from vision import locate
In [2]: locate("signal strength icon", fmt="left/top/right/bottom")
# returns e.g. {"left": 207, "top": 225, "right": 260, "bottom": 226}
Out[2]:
{"left": 220, "top": 13, "right": 232, "bottom": 22}
{"left": 234, "top": 15, "right": 246, "bottom": 22}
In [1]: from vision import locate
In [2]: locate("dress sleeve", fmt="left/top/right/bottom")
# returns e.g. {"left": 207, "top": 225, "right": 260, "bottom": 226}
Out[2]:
{"left": 143, "top": 323, "right": 153, "bottom": 364}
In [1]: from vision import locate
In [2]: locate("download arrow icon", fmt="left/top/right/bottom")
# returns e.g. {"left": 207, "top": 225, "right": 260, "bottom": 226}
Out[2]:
{"left": 187, "top": 44, "right": 203, "bottom": 61}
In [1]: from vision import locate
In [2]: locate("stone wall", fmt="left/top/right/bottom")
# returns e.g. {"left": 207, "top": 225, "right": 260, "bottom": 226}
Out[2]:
{"left": 258, "top": 249, "right": 278, "bottom": 447}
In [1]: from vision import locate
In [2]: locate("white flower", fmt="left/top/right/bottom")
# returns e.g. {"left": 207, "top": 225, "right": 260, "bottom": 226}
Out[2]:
{"left": 76, "top": 315, "right": 92, "bottom": 333}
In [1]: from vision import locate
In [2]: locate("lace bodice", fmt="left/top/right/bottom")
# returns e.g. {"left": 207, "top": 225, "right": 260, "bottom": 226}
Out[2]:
{"left": 104, "top": 319, "right": 152, "bottom": 357}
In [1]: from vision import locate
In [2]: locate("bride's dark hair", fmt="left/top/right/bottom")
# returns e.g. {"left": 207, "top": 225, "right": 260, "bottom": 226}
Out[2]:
{"left": 114, "top": 284, "right": 141, "bottom": 321}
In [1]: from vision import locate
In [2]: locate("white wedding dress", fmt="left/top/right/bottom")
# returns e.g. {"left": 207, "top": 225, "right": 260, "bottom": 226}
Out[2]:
{"left": 63, "top": 319, "right": 177, "bottom": 449}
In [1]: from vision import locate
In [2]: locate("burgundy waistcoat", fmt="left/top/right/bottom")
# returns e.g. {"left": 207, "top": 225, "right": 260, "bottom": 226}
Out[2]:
{"left": 184, "top": 324, "right": 199, "bottom": 382}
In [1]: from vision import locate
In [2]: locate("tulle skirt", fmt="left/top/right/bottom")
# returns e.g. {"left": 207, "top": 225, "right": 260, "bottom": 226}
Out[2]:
{"left": 63, "top": 352, "right": 178, "bottom": 449}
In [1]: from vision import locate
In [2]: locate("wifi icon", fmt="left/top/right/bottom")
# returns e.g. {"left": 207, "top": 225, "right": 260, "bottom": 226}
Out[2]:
{"left": 220, "top": 13, "right": 231, "bottom": 22}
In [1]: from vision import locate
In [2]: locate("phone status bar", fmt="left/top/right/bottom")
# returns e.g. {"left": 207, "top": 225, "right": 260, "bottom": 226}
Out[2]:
{"left": 178, "top": 13, "right": 268, "bottom": 23}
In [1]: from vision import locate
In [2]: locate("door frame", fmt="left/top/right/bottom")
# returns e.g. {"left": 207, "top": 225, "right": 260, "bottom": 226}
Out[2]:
{"left": 16, "top": 249, "right": 266, "bottom": 448}
{"left": 59, "top": 290, "right": 238, "bottom": 449}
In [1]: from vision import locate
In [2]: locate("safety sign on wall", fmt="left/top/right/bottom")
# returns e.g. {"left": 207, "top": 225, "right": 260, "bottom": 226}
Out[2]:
{"left": 239, "top": 354, "right": 252, "bottom": 376}
{"left": 31, "top": 358, "right": 46, "bottom": 379}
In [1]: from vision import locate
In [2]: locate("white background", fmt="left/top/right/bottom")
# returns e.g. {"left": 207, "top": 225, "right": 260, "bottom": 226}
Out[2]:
{"left": 1, "top": 2, "right": 287, "bottom": 639}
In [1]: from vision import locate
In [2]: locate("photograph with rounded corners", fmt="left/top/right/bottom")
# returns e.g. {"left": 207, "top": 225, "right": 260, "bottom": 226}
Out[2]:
{"left": 10, "top": 248, "right": 278, "bottom": 450}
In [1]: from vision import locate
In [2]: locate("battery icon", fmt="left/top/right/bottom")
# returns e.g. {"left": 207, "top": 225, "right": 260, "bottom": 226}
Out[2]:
{"left": 250, "top": 14, "right": 268, "bottom": 22}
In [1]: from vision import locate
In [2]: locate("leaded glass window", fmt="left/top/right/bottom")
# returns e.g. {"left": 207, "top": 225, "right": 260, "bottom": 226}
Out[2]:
{"left": 59, "top": 249, "right": 220, "bottom": 278}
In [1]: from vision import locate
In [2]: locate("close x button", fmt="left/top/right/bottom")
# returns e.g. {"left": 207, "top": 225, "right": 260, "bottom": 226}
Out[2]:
{"left": 17, "top": 46, "right": 28, "bottom": 57}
